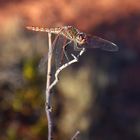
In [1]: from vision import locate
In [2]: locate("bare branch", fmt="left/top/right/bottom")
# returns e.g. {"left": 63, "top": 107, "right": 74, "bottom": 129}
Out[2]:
{"left": 71, "top": 130, "right": 80, "bottom": 140}
{"left": 45, "top": 32, "right": 53, "bottom": 140}
{"left": 49, "top": 48, "right": 85, "bottom": 90}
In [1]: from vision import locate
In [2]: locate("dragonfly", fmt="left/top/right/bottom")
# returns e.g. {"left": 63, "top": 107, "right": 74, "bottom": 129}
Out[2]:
{"left": 26, "top": 25, "right": 119, "bottom": 69}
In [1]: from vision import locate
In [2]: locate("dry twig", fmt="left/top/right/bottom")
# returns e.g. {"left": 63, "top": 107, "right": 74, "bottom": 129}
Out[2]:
{"left": 45, "top": 32, "right": 53, "bottom": 140}
{"left": 45, "top": 33, "right": 85, "bottom": 140}
{"left": 71, "top": 131, "right": 80, "bottom": 140}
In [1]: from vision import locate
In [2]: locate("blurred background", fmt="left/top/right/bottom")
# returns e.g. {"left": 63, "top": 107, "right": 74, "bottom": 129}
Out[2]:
{"left": 0, "top": 0, "right": 140, "bottom": 140}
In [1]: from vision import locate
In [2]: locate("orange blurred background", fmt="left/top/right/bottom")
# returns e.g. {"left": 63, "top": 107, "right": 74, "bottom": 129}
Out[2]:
{"left": 0, "top": 0, "right": 140, "bottom": 140}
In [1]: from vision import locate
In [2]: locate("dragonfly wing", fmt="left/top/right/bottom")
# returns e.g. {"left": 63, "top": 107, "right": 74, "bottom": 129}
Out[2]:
{"left": 54, "top": 37, "right": 62, "bottom": 68}
{"left": 38, "top": 34, "right": 61, "bottom": 72}
{"left": 85, "top": 35, "right": 119, "bottom": 52}
{"left": 54, "top": 36, "right": 75, "bottom": 69}
{"left": 54, "top": 35, "right": 67, "bottom": 69}
{"left": 38, "top": 54, "right": 48, "bottom": 72}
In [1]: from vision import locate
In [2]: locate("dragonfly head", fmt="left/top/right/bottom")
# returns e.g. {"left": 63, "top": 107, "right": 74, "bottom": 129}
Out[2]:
{"left": 75, "top": 33, "right": 86, "bottom": 45}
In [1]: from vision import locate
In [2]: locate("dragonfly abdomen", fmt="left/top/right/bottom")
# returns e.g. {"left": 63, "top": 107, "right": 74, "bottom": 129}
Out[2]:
{"left": 26, "top": 26, "right": 62, "bottom": 34}
{"left": 26, "top": 26, "right": 80, "bottom": 42}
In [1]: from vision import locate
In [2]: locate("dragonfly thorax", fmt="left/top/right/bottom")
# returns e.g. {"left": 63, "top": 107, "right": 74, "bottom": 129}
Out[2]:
{"left": 62, "top": 26, "right": 86, "bottom": 45}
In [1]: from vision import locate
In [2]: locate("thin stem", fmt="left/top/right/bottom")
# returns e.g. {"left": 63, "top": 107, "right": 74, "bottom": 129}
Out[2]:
{"left": 49, "top": 48, "right": 85, "bottom": 90}
{"left": 71, "top": 131, "right": 80, "bottom": 140}
{"left": 45, "top": 34, "right": 85, "bottom": 140}
{"left": 46, "top": 32, "right": 53, "bottom": 140}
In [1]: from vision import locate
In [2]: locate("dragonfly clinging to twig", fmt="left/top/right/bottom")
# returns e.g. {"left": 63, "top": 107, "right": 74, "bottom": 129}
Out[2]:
{"left": 26, "top": 25, "right": 119, "bottom": 69}
{"left": 26, "top": 25, "right": 118, "bottom": 52}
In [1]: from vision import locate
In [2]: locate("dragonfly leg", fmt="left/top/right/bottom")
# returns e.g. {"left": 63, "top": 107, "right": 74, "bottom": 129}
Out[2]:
{"left": 73, "top": 42, "right": 83, "bottom": 51}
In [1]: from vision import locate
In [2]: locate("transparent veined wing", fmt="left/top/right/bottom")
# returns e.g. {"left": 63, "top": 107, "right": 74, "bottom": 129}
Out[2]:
{"left": 82, "top": 35, "right": 119, "bottom": 52}
{"left": 38, "top": 34, "right": 72, "bottom": 72}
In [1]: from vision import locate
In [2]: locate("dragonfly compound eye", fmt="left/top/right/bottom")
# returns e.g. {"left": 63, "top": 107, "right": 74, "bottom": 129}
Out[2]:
{"left": 76, "top": 33, "right": 86, "bottom": 45}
